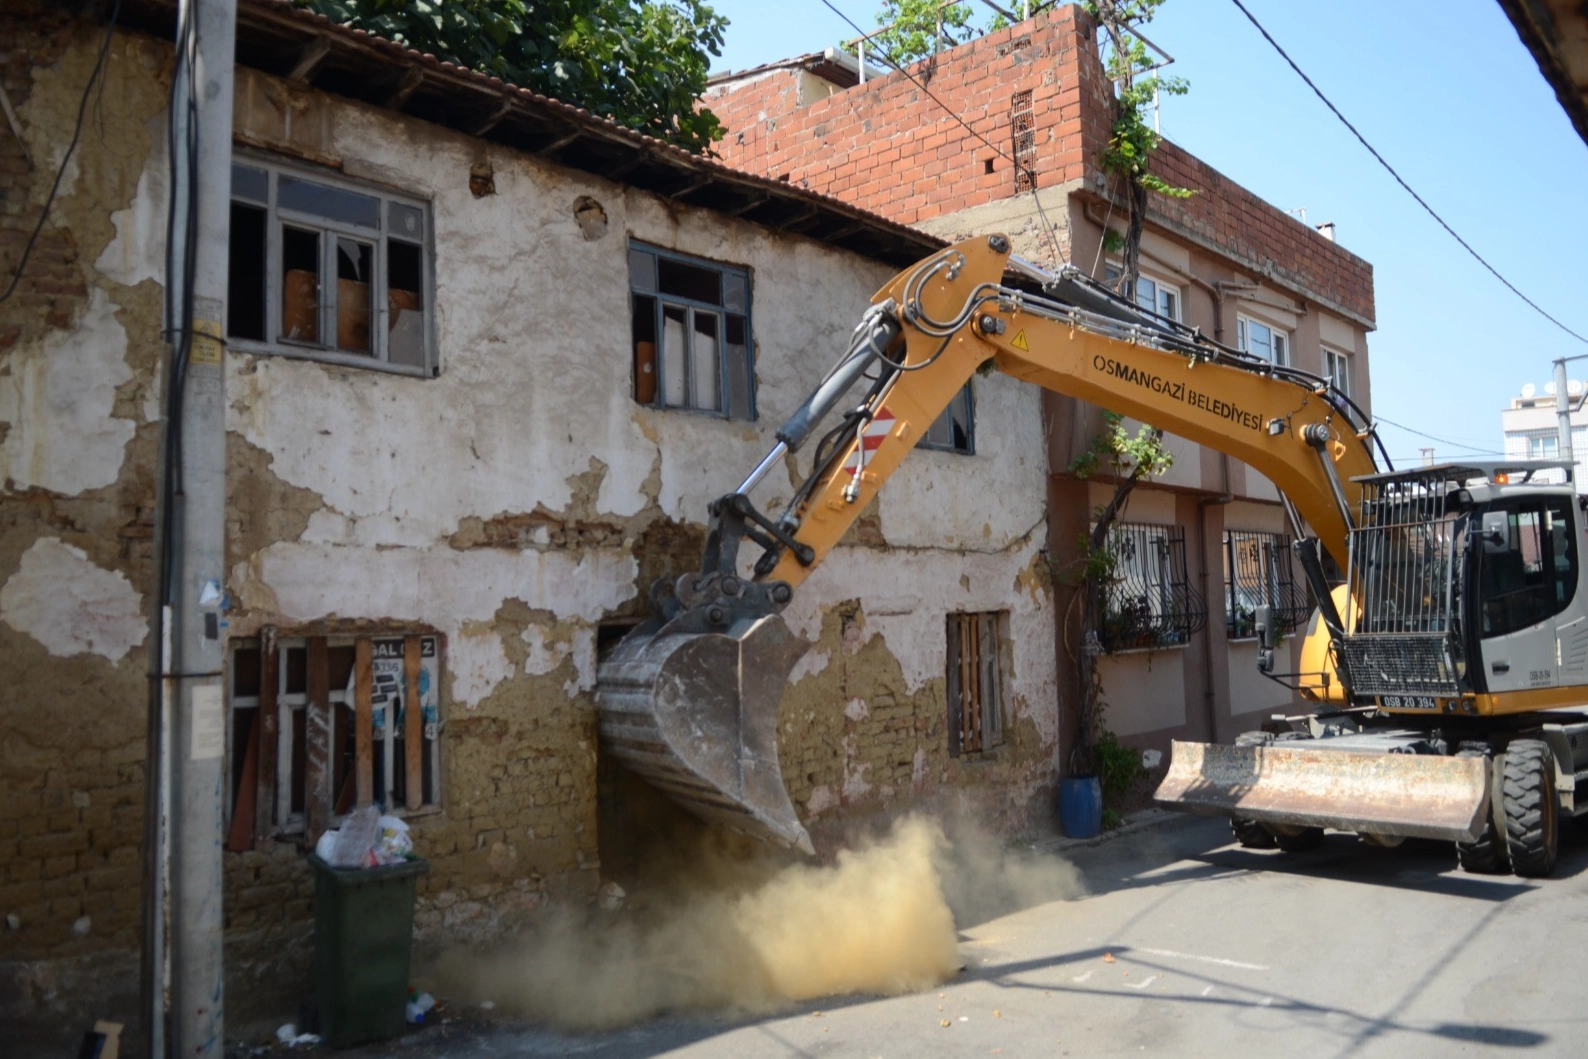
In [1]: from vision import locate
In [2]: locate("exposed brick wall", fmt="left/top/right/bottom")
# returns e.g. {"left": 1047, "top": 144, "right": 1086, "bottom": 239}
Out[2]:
{"left": 707, "top": 5, "right": 1374, "bottom": 324}
{"left": 0, "top": 2, "right": 87, "bottom": 353}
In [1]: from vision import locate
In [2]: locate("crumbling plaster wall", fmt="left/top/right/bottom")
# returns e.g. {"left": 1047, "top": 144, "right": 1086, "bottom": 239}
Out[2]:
{"left": 217, "top": 58, "right": 1056, "bottom": 959}
{"left": 0, "top": 17, "right": 172, "bottom": 1041}
{"left": 1, "top": 17, "right": 1057, "bottom": 1034}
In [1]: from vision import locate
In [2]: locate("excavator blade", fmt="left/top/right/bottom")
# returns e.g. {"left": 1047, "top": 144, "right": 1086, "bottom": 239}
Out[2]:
{"left": 1154, "top": 740, "right": 1492, "bottom": 843}
{"left": 596, "top": 613, "right": 815, "bottom": 855}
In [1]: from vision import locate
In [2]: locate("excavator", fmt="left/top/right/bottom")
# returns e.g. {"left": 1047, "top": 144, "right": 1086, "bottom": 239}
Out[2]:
{"left": 597, "top": 234, "right": 1588, "bottom": 877}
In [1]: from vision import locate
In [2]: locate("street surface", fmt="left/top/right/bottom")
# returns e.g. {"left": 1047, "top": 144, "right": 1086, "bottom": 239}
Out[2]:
{"left": 338, "top": 816, "right": 1588, "bottom": 1058}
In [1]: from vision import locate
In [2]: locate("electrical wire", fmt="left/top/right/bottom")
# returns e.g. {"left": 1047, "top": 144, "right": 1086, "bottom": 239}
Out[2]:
{"left": 0, "top": 0, "right": 121, "bottom": 305}
{"left": 815, "top": 0, "right": 1067, "bottom": 266}
{"left": 1228, "top": 0, "right": 1588, "bottom": 348}
{"left": 1372, "top": 414, "right": 1505, "bottom": 456}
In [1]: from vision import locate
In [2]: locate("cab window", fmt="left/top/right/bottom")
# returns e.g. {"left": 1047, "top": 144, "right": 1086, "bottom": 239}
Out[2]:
{"left": 1477, "top": 498, "right": 1577, "bottom": 638}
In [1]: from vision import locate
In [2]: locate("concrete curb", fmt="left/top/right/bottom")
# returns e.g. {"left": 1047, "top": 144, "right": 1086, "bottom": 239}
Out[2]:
{"left": 1028, "top": 808, "right": 1186, "bottom": 855}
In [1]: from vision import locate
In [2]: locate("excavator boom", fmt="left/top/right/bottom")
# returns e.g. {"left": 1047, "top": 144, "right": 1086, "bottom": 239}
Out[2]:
{"left": 595, "top": 235, "right": 1390, "bottom": 852}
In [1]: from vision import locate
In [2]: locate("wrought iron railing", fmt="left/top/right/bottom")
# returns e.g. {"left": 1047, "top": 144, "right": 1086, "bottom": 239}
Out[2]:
{"left": 1099, "top": 522, "right": 1206, "bottom": 652}
{"left": 1224, "top": 530, "right": 1312, "bottom": 639}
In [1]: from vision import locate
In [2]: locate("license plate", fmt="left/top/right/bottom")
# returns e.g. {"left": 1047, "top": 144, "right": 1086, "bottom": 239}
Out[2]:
{"left": 1381, "top": 695, "right": 1439, "bottom": 710}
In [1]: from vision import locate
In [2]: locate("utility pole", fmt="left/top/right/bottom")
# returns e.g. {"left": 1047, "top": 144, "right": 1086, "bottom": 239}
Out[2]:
{"left": 1553, "top": 355, "right": 1588, "bottom": 491}
{"left": 145, "top": 0, "right": 235, "bottom": 1054}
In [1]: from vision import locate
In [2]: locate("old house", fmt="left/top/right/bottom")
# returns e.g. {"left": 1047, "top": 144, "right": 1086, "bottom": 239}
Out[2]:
{"left": 1, "top": 0, "right": 1062, "bottom": 1043}
{"left": 705, "top": 2, "right": 1377, "bottom": 766}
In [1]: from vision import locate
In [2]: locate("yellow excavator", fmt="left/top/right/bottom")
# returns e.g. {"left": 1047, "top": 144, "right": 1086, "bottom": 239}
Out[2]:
{"left": 597, "top": 234, "right": 1588, "bottom": 877}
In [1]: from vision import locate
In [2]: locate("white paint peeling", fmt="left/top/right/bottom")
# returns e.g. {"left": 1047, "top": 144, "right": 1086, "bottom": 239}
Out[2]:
{"left": 843, "top": 697, "right": 868, "bottom": 722}
{"left": 787, "top": 646, "right": 830, "bottom": 685}
{"left": 0, "top": 289, "right": 135, "bottom": 495}
{"left": 1, "top": 538, "right": 146, "bottom": 662}
{"left": 523, "top": 622, "right": 571, "bottom": 677}
{"left": 562, "top": 628, "right": 597, "bottom": 695}
{"left": 806, "top": 785, "right": 838, "bottom": 816}
{"left": 233, "top": 543, "right": 636, "bottom": 627}
{"left": 449, "top": 625, "right": 515, "bottom": 708}
{"left": 94, "top": 113, "right": 169, "bottom": 287}
{"left": 840, "top": 735, "right": 872, "bottom": 802}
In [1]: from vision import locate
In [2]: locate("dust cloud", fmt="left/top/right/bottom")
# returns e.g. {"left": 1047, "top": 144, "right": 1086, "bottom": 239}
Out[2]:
{"left": 433, "top": 814, "right": 1084, "bottom": 1029}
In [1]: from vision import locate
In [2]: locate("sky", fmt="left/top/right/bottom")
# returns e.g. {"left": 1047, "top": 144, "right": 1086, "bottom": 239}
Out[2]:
{"left": 699, "top": 0, "right": 1588, "bottom": 469}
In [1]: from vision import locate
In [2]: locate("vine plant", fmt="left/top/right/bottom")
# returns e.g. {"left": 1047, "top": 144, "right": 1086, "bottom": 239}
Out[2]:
{"left": 1063, "top": 412, "right": 1173, "bottom": 782}
{"left": 1086, "top": 0, "right": 1191, "bottom": 298}
{"left": 1054, "top": 2, "right": 1187, "bottom": 800}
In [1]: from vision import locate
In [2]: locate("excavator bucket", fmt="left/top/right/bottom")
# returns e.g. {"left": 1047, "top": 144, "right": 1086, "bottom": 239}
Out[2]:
{"left": 597, "top": 611, "right": 815, "bottom": 855}
{"left": 1154, "top": 740, "right": 1492, "bottom": 843}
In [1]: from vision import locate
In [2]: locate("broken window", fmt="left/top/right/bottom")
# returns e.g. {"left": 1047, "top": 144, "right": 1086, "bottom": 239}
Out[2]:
{"left": 1223, "top": 530, "right": 1310, "bottom": 640}
{"left": 629, "top": 242, "right": 754, "bottom": 419}
{"left": 1097, "top": 522, "right": 1204, "bottom": 652}
{"left": 226, "top": 631, "right": 442, "bottom": 848}
{"left": 919, "top": 382, "right": 975, "bottom": 454}
{"left": 227, "top": 157, "right": 434, "bottom": 375}
{"left": 947, "top": 611, "right": 1006, "bottom": 756}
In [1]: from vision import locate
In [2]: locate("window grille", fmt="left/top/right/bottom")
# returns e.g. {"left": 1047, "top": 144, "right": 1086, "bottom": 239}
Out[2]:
{"left": 947, "top": 611, "right": 1005, "bottom": 755}
{"left": 1223, "top": 530, "right": 1311, "bottom": 639}
{"left": 1098, "top": 522, "right": 1205, "bottom": 652}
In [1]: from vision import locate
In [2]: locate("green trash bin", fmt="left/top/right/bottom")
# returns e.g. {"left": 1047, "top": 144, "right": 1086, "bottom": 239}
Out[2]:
{"left": 308, "top": 853, "right": 429, "bottom": 1048}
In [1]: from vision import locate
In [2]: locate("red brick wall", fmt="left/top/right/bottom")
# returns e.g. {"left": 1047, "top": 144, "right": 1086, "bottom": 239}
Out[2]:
{"left": 707, "top": 6, "right": 1374, "bottom": 323}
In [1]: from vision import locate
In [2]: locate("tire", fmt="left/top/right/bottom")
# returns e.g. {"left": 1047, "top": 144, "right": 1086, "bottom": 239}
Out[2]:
{"left": 1230, "top": 732, "right": 1277, "bottom": 849}
{"left": 1455, "top": 747, "right": 1507, "bottom": 874}
{"left": 1272, "top": 824, "right": 1325, "bottom": 852}
{"left": 1265, "top": 730, "right": 1324, "bottom": 851}
{"left": 1502, "top": 739, "right": 1560, "bottom": 878}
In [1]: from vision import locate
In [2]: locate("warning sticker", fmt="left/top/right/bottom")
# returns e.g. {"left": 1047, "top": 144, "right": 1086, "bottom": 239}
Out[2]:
{"left": 1010, "top": 329, "right": 1030, "bottom": 352}
{"left": 842, "top": 407, "right": 896, "bottom": 478}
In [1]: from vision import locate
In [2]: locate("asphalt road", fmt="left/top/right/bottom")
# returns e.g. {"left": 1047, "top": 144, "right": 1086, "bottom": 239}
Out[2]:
{"left": 333, "top": 816, "right": 1588, "bottom": 1058}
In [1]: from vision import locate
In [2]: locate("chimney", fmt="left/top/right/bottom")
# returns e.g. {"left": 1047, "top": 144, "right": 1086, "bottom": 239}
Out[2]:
{"left": 1316, "top": 222, "right": 1336, "bottom": 242}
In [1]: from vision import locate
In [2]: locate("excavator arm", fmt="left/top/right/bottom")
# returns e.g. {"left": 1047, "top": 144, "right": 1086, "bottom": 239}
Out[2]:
{"left": 596, "top": 235, "right": 1391, "bottom": 853}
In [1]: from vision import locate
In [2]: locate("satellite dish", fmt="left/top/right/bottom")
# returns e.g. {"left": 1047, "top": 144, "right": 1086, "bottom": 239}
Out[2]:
{"left": 1547, "top": 381, "right": 1559, "bottom": 396}
{"left": 1523, "top": 383, "right": 1537, "bottom": 398}
{"left": 1572, "top": 380, "right": 1584, "bottom": 396}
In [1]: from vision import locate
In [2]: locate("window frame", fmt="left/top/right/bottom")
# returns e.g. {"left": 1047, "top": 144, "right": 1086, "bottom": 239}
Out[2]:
{"left": 1236, "top": 313, "right": 1289, "bottom": 367}
{"left": 628, "top": 241, "right": 756, "bottom": 421}
{"left": 1104, "top": 262, "right": 1182, "bottom": 322}
{"left": 226, "top": 630, "right": 444, "bottom": 845}
{"left": 1323, "top": 346, "right": 1351, "bottom": 398}
{"left": 917, "top": 380, "right": 977, "bottom": 454}
{"left": 227, "top": 152, "right": 438, "bottom": 377}
{"left": 946, "top": 610, "right": 1006, "bottom": 756}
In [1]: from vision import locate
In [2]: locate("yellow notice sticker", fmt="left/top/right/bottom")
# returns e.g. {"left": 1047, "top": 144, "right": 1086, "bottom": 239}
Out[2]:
{"left": 1010, "top": 330, "right": 1030, "bottom": 352}
{"left": 190, "top": 319, "right": 224, "bottom": 366}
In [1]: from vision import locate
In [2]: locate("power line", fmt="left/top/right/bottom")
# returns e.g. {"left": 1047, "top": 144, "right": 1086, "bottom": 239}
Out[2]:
{"left": 814, "top": 0, "right": 1066, "bottom": 265}
{"left": 1228, "top": 0, "right": 1588, "bottom": 347}
{"left": 1373, "top": 414, "right": 1504, "bottom": 455}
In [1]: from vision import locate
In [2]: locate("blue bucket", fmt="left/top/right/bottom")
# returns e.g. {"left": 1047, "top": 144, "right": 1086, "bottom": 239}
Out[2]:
{"left": 1059, "top": 775, "right": 1102, "bottom": 839}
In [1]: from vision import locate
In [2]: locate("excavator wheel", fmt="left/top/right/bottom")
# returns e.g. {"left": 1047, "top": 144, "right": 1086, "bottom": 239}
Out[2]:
{"left": 1454, "top": 746, "right": 1506, "bottom": 874}
{"left": 1502, "top": 739, "right": 1559, "bottom": 878}
{"left": 1266, "top": 731, "right": 1325, "bottom": 852}
{"left": 1229, "top": 732, "right": 1277, "bottom": 849}
{"left": 1270, "top": 823, "right": 1326, "bottom": 853}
